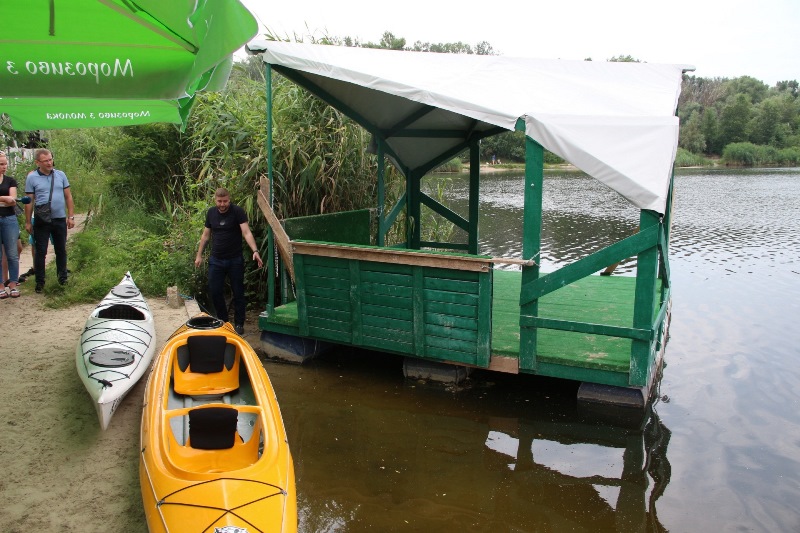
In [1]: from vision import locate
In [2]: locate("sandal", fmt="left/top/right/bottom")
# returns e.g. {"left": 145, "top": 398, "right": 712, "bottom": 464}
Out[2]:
{"left": 10, "top": 288, "right": 20, "bottom": 298}
{"left": 0, "top": 288, "right": 8, "bottom": 300}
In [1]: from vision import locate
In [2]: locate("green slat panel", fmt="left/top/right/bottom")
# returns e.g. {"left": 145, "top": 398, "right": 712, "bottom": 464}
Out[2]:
{"left": 425, "top": 323, "right": 478, "bottom": 342}
{"left": 303, "top": 254, "right": 349, "bottom": 269}
{"left": 307, "top": 316, "right": 350, "bottom": 332}
{"left": 363, "top": 314, "right": 412, "bottom": 332}
{"left": 422, "top": 267, "right": 481, "bottom": 282}
{"left": 427, "top": 301, "right": 477, "bottom": 319}
{"left": 303, "top": 264, "right": 349, "bottom": 280}
{"left": 363, "top": 282, "right": 414, "bottom": 298}
{"left": 306, "top": 286, "right": 349, "bottom": 300}
{"left": 476, "top": 270, "right": 493, "bottom": 367}
{"left": 363, "top": 325, "right": 414, "bottom": 343}
{"left": 305, "top": 274, "right": 350, "bottom": 291}
{"left": 361, "top": 293, "right": 412, "bottom": 309}
{"left": 423, "top": 288, "right": 479, "bottom": 305}
{"left": 413, "top": 267, "right": 425, "bottom": 356}
{"left": 307, "top": 326, "right": 352, "bottom": 344}
{"left": 424, "top": 277, "right": 478, "bottom": 294}
{"left": 425, "top": 334, "right": 476, "bottom": 354}
{"left": 295, "top": 254, "right": 309, "bottom": 337}
{"left": 362, "top": 303, "right": 413, "bottom": 321}
{"left": 424, "top": 312, "right": 478, "bottom": 331}
{"left": 360, "top": 270, "right": 413, "bottom": 286}
{"left": 362, "top": 335, "right": 413, "bottom": 354}
{"left": 306, "top": 306, "right": 350, "bottom": 322}
{"left": 306, "top": 295, "right": 350, "bottom": 311}
{"left": 424, "top": 345, "right": 476, "bottom": 365}
{"left": 284, "top": 209, "right": 372, "bottom": 245}
{"left": 350, "top": 260, "right": 363, "bottom": 345}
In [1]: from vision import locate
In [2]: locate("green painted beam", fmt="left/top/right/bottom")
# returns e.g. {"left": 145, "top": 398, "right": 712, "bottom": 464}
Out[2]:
{"left": 377, "top": 139, "right": 386, "bottom": 247}
{"left": 519, "top": 225, "right": 660, "bottom": 306}
{"left": 521, "top": 316, "right": 653, "bottom": 341}
{"left": 383, "top": 192, "right": 406, "bottom": 238}
{"left": 420, "top": 192, "right": 468, "bottom": 230}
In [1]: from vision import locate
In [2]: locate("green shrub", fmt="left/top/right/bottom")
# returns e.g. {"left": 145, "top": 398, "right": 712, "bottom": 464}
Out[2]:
{"left": 674, "top": 148, "right": 712, "bottom": 167}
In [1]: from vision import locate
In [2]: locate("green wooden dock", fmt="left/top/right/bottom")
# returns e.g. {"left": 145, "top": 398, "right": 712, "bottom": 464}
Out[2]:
{"left": 247, "top": 42, "right": 681, "bottom": 408}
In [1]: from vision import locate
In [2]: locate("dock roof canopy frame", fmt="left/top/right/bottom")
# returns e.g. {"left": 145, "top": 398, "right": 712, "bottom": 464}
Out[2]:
{"left": 247, "top": 41, "right": 692, "bottom": 214}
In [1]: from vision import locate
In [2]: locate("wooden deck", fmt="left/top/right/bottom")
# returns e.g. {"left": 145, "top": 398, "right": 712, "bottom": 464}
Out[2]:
{"left": 260, "top": 269, "right": 645, "bottom": 386}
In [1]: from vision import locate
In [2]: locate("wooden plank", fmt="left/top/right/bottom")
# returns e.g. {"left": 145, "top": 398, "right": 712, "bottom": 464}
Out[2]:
{"left": 424, "top": 277, "right": 478, "bottom": 294}
{"left": 427, "top": 301, "right": 477, "bottom": 319}
{"left": 519, "top": 137, "right": 544, "bottom": 371}
{"left": 306, "top": 295, "right": 350, "bottom": 311}
{"left": 305, "top": 285, "right": 349, "bottom": 300}
{"left": 422, "top": 267, "right": 480, "bottom": 282}
{"left": 293, "top": 241, "right": 492, "bottom": 272}
{"left": 630, "top": 212, "right": 660, "bottom": 386}
{"left": 361, "top": 293, "right": 412, "bottom": 310}
{"left": 303, "top": 264, "right": 349, "bottom": 280}
{"left": 360, "top": 270, "right": 412, "bottom": 286}
{"left": 426, "top": 335, "right": 476, "bottom": 355}
{"left": 425, "top": 345, "right": 476, "bottom": 365}
{"left": 305, "top": 275, "right": 350, "bottom": 291}
{"left": 425, "top": 312, "right": 478, "bottom": 331}
{"left": 363, "top": 314, "right": 412, "bottom": 332}
{"left": 362, "top": 303, "right": 413, "bottom": 321}
{"left": 363, "top": 325, "right": 414, "bottom": 343}
{"left": 362, "top": 334, "right": 413, "bottom": 354}
{"left": 257, "top": 176, "right": 294, "bottom": 283}
{"left": 306, "top": 306, "right": 349, "bottom": 323}
{"left": 363, "top": 282, "right": 415, "bottom": 298}
{"left": 422, "top": 288, "right": 479, "bottom": 306}
{"left": 425, "top": 323, "right": 478, "bottom": 342}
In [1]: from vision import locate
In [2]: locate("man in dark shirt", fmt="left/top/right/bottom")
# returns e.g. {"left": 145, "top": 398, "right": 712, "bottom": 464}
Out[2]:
{"left": 194, "top": 188, "right": 263, "bottom": 334}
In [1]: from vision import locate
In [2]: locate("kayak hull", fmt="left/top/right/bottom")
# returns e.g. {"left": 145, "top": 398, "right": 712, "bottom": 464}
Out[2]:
{"left": 76, "top": 272, "right": 155, "bottom": 430}
{"left": 140, "top": 315, "right": 296, "bottom": 533}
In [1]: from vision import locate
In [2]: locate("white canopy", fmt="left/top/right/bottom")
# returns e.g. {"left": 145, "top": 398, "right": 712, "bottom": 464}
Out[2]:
{"left": 247, "top": 41, "right": 691, "bottom": 214}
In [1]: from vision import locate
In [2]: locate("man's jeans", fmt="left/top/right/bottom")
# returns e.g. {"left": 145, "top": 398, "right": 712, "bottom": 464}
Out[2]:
{"left": 33, "top": 217, "right": 68, "bottom": 285}
{"left": 208, "top": 254, "right": 246, "bottom": 325}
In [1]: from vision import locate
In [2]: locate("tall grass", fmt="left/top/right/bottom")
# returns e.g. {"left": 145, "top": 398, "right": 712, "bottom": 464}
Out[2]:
{"left": 722, "top": 142, "right": 800, "bottom": 166}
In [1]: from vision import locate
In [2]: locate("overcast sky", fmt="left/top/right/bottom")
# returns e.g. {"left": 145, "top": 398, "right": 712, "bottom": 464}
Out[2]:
{"left": 239, "top": 0, "right": 798, "bottom": 86}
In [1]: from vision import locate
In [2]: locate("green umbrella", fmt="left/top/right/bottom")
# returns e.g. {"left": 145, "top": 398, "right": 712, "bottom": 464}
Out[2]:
{"left": 0, "top": 0, "right": 257, "bottom": 130}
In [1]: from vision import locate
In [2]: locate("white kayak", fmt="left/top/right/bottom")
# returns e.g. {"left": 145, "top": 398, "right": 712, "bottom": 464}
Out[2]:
{"left": 76, "top": 272, "right": 156, "bottom": 430}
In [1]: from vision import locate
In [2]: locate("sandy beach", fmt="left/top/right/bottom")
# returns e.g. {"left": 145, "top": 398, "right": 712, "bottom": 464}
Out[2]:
{"left": 0, "top": 217, "right": 261, "bottom": 531}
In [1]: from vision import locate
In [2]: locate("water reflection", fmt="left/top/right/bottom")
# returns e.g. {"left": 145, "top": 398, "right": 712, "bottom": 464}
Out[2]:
{"left": 266, "top": 349, "right": 671, "bottom": 532}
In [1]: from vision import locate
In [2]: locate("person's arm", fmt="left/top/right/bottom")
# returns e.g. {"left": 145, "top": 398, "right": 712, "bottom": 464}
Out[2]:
{"left": 64, "top": 187, "right": 76, "bottom": 229}
{"left": 194, "top": 227, "right": 212, "bottom": 268}
{"left": 0, "top": 185, "right": 16, "bottom": 206}
{"left": 240, "top": 222, "right": 264, "bottom": 268}
{"left": 24, "top": 192, "right": 34, "bottom": 234}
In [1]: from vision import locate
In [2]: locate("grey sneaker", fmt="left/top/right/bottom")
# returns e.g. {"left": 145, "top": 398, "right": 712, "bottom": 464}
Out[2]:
{"left": 234, "top": 324, "right": 244, "bottom": 335}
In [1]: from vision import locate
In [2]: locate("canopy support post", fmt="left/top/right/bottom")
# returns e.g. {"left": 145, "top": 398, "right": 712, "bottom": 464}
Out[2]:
{"left": 376, "top": 139, "right": 386, "bottom": 247}
{"left": 519, "top": 133, "right": 545, "bottom": 371}
{"left": 629, "top": 210, "right": 660, "bottom": 386}
{"left": 408, "top": 169, "right": 421, "bottom": 249}
{"left": 468, "top": 138, "right": 480, "bottom": 255}
{"left": 265, "top": 62, "right": 275, "bottom": 316}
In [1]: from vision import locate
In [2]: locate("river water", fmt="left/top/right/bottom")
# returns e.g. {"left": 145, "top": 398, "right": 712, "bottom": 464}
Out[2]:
{"left": 263, "top": 167, "right": 800, "bottom": 532}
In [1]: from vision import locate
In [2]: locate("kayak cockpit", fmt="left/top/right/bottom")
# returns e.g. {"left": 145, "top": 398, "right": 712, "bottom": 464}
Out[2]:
{"left": 96, "top": 304, "right": 146, "bottom": 320}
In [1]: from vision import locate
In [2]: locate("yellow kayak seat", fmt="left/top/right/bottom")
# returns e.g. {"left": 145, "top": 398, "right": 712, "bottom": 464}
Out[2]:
{"left": 165, "top": 405, "right": 262, "bottom": 473}
{"left": 173, "top": 335, "right": 240, "bottom": 396}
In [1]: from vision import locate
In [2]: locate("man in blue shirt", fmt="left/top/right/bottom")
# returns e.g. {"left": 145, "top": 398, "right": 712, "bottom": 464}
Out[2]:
{"left": 194, "top": 188, "right": 263, "bottom": 334}
{"left": 24, "top": 149, "right": 75, "bottom": 293}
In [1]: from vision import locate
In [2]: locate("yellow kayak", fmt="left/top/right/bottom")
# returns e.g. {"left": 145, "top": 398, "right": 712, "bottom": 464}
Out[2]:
{"left": 139, "top": 315, "right": 296, "bottom": 533}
